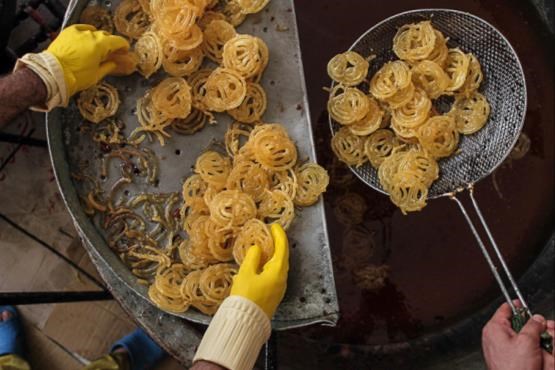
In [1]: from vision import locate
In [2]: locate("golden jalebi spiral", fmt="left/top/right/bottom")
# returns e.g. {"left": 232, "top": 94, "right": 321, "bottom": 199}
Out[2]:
{"left": 251, "top": 127, "right": 298, "bottom": 171}
{"left": 349, "top": 96, "right": 383, "bottom": 136}
{"left": 188, "top": 68, "right": 213, "bottom": 111}
{"left": 393, "top": 21, "right": 437, "bottom": 62}
{"left": 399, "top": 148, "right": 439, "bottom": 187}
{"left": 224, "top": 121, "right": 253, "bottom": 157}
{"left": 159, "top": 24, "right": 204, "bottom": 52}
{"left": 198, "top": 264, "right": 237, "bottom": 303}
{"left": 180, "top": 200, "right": 209, "bottom": 235}
{"left": 331, "top": 126, "right": 366, "bottom": 167}
{"left": 225, "top": 160, "right": 269, "bottom": 202}
{"left": 198, "top": 11, "right": 226, "bottom": 29}
{"left": 209, "top": 190, "right": 257, "bottom": 227}
{"left": 370, "top": 60, "right": 412, "bottom": 101}
{"left": 218, "top": 0, "right": 246, "bottom": 27}
{"left": 195, "top": 151, "right": 232, "bottom": 189}
{"left": 270, "top": 169, "right": 298, "bottom": 200}
{"left": 148, "top": 264, "right": 190, "bottom": 313}
{"left": 385, "top": 81, "right": 415, "bottom": 109}
{"left": 133, "top": 90, "right": 173, "bottom": 145}
{"left": 227, "top": 82, "right": 267, "bottom": 123}
{"left": 182, "top": 174, "right": 208, "bottom": 204}
{"left": 162, "top": 42, "right": 204, "bottom": 77}
{"left": 114, "top": 0, "right": 150, "bottom": 39}
{"left": 258, "top": 190, "right": 295, "bottom": 230}
{"left": 181, "top": 269, "right": 219, "bottom": 314}
{"left": 222, "top": 34, "right": 269, "bottom": 79}
{"left": 232, "top": 218, "right": 273, "bottom": 265}
{"left": 458, "top": 54, "right": 483, "bottom": 96}
{"left": 445, "top": 48, "right": 470, "bottom": 92}
{"left": 202, "top": 19, "right": 237, "bottom": 63}
{"left": 77, "top": 82, "right": 120, "bottom": 124}
{"left": 427, "top": 30, "right": 449, "bottom": 67}
{"left": 204, "top": 219, "right": 235, "bottom": 261}
{"left": 154, "top": 0, "right": 202, "bottom": 34}
{"left": 171, "top": 108, "right": 209, "bottom": 135}
{"left": 328, "top": 85, "right": 370, "bottom": 125}
{"left": 294, "top": 163, "right": 329, "bottom": 207}
{"left": 417, "top": 115, "right": 459, "bottom": 158}
{"left": 411, "top": 60, "right": 449, "bottom": 99}
{"left": 203, "top": 67, "right": 247, "bottom": 111}
{"left": 135, "top": 31, "right": 163, "bottom": 78}
{"left": 449, "top": 92, "right": 490, "bottom": 134}
{"left": 378, "top": 148, "right": 430, "bottom": 214}
{"left": 151, "top": 77, "right": 192, "bottom": 119}
{"left": 364, "top": 129, "right": 400, "bottom": 168}
{"left": 327, "top": 51, "right": 370, "bottom": 86}
{"left": 391, "top": 88, "right": 431, "bottom": 131}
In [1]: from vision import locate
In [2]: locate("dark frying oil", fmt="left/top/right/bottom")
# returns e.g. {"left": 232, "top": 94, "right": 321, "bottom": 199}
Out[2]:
{"left": 293, "top": 0, "right": 554, "bottom": 346}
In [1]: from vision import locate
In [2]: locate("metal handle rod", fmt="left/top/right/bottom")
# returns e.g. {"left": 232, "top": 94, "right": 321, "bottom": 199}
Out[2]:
{"left": 449, "top": 194, "right": 517, "bottom": 314}
{"left": 0, "top": 291, "right": 112, "bottom": 305}
{"left": 468, "top": 186, "right": 532, "bottom": 316}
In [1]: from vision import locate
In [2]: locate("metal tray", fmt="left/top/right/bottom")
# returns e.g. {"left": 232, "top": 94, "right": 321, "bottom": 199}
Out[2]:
{"left": 47, "top": 0, "right": 339, "bottom": 329}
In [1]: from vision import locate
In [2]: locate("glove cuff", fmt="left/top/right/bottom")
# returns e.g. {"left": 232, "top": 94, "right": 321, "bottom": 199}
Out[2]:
{"left": 14, "top": 51, "right": 69, "bottom": 112}
{"left": 193, "top": 296, "right": 271, "bottom": 370}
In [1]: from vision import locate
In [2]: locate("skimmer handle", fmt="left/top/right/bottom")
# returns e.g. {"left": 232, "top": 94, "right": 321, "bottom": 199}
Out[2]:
{"left": 449, "top": 185, "right": 553, "bottom": 353}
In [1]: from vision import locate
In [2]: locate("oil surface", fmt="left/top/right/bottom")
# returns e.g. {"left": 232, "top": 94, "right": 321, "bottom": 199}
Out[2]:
{"left": 292, "top": 0, "right": 554, "bottom": 347}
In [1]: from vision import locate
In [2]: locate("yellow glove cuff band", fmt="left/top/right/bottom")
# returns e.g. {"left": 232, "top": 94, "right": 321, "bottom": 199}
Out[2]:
{"left": 14, "top": 51, "right": 69, "bottom": 112}
{"left": 193, "top": 296, "right": 271, "bottom": 370}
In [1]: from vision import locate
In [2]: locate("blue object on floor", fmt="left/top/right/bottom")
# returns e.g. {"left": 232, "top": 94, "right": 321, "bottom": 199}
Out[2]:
{"left": 0, "top": 306, "right": 24, "bottom": 358}
{"left": 111, "top": 329, "right": 165, "bottom": 370}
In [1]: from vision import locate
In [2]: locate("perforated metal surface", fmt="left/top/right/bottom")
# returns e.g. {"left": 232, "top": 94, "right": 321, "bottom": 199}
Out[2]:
{"left": 329, "top": 9, "right": 527, "bottom": 198}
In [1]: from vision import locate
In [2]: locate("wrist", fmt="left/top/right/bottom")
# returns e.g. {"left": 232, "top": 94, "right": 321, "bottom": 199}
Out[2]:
{"left": 17, "top": 67, "right": 48, "bottom": 106}
{"left": 14, "top": 51, "right": 70, "bottom": 111}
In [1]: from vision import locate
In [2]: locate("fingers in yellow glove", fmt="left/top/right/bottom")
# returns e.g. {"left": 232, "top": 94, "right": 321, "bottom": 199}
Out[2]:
{"left": 241, "top": 244, "right": 263, "bottom": 274}
{"left": 93, "top": 31, "right": 130, "bottom": 58}
{"left": 264, "top": 223, "right": 289, "bottom": 276}
{"left": 97, "top": 61, "right": 117, "bottom": 81}
{"left": 106, "top": 49, "right": 139, "bottom": 76}
{"left": 72, "top": 24, "right": 96, "bottom": 32}
{"left": 47, "top": 24, "right": 131, "bottom": 96}
{"left": 231, "top": 224, "right": 289, "bottom": 318}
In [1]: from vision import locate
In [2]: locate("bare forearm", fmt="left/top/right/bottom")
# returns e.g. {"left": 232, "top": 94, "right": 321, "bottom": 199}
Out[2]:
{"left": 190, "top": 360, "right": 227, "bottom": 370}
{"left": 0, "top": 67, "right": 47, "bottom": 127}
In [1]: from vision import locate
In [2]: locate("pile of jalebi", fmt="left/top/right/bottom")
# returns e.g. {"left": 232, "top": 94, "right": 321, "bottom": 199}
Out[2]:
{"left": 74, "top": 0, "right": 331, "bottom": 315}
{"left": 130, "top": 0, "right": 269, "bottom": 145}
{"left": 76, "top": 120, "right": 328, "bottom": 315}
{"left": 77, "top": 0, "right": 271, "bottom": 146}
{"left": 327, "top": 20, "right": 491, "bottom": 214}
{"left": 178, "top": 123, "right": 328, "bottom": 283}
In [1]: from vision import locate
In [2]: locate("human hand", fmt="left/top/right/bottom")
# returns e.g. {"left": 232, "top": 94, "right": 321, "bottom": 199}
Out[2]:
{"left": 47, "top": 24, "right": 130, "bottom": 96}
{"left": 230, "top": 223, "right": 289, "bottom": 318}
{"left": 482, "top": 301, "right": 555, "bottom": 370}
{"left": 547, "top": 321, "right": 555, "bottom": 369}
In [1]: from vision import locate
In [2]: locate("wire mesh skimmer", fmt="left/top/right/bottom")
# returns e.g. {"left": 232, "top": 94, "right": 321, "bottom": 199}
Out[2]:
{"left": 329, "top": 9, "right": 552, "bottom": 351}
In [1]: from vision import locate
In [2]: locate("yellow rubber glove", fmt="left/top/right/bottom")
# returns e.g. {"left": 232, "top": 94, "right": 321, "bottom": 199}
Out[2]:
{"left": 47, "top": 24, "right": 130, "bottom": 97}
{"left": 230, "top": 223, "right": 289, "bottom": 318}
